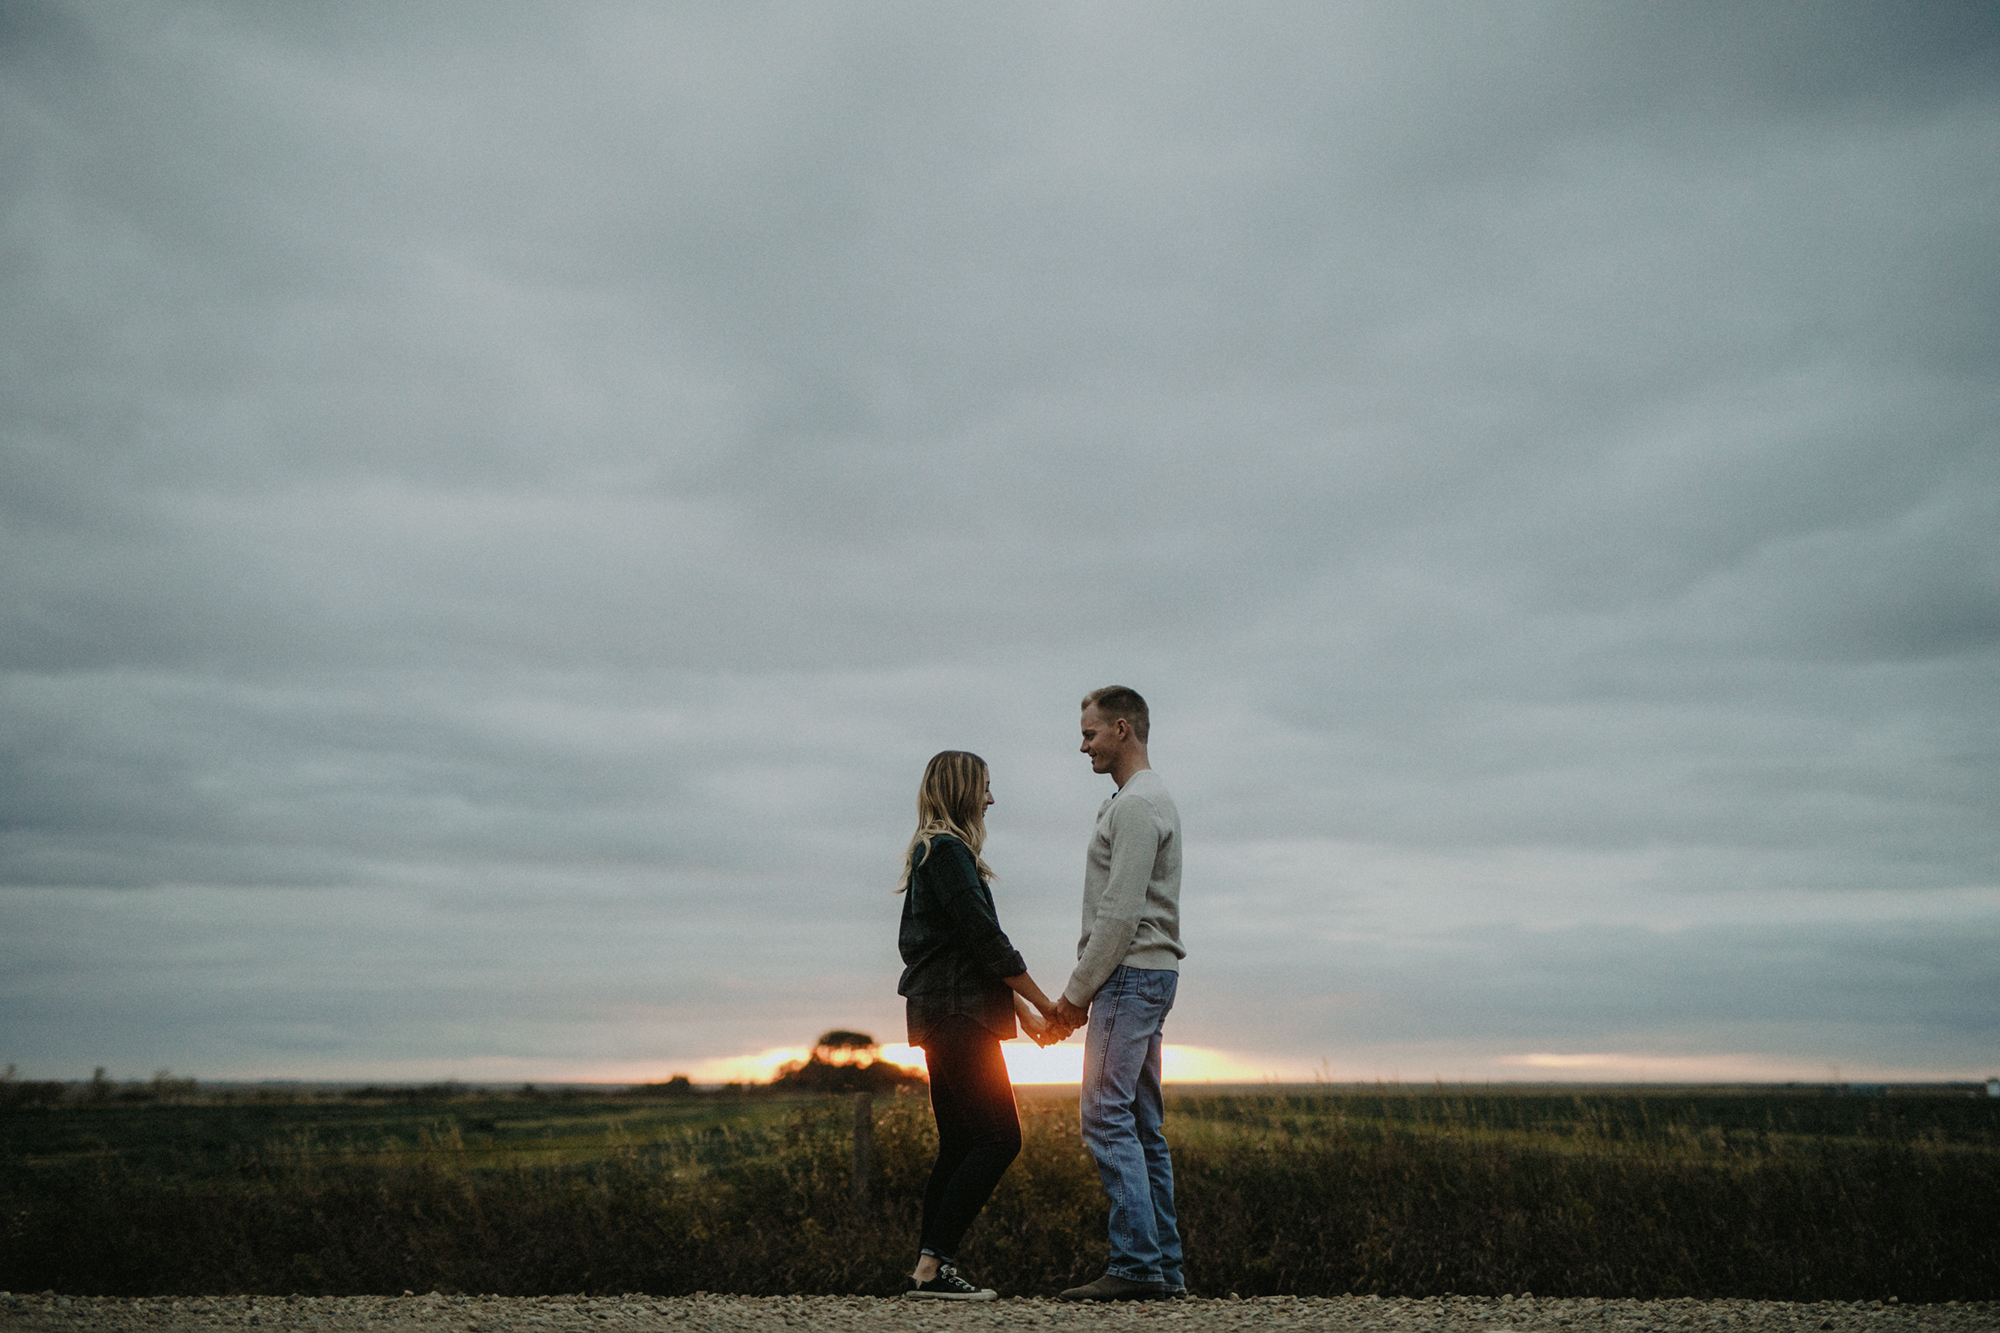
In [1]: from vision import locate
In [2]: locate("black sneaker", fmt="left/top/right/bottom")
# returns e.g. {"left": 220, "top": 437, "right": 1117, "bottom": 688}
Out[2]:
{"left": 905, "top": 1264, "right": 997, "bottom": 1301}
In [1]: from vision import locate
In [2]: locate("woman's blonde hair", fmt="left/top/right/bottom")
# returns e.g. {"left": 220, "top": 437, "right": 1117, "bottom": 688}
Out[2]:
{"left": 897, "top": 750, "right": 995, "bottom": 892}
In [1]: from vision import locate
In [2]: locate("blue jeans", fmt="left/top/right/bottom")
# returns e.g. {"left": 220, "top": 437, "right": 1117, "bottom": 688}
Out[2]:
{"left": 1080, "top": 965, "right": 1182, "bottom": 1289}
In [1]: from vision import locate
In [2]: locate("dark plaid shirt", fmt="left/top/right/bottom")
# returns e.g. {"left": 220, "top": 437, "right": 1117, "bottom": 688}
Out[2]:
{"left": 897, "top": 834, "right": 1026, "bottom": 1045}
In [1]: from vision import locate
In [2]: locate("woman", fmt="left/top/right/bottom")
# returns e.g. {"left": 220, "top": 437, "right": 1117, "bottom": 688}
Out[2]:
{"left": 896, "top": 750, "right": 1061, "bottom": 1301}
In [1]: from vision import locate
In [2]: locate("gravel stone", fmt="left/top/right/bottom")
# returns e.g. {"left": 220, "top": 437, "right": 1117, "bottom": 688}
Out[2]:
{"left": 0, "top": 1294, "right": 1992, "bottom": 1333}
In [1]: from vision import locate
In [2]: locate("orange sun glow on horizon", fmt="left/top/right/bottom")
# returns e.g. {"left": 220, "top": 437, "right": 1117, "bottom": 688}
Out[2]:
{"left": 682, "top": 1041, "right": 1288, "bottom": 1086}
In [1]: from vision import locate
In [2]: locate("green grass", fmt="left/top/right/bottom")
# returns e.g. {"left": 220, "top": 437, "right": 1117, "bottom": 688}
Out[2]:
{"left": 2, "top": 1085, "right": 1995, "bottom": 1301}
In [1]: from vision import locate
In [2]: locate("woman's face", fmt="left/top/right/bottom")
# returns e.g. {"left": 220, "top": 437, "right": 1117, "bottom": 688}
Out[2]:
{"left": 981, "top": 776, "right": 995, "bottom": 814}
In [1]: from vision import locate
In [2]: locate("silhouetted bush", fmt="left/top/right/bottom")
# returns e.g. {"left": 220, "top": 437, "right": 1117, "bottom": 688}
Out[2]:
{"left": 767, "top": 1059, "right": 924, "bottom": 1095}
{"left": 768, "top": 1031, "right": 926, "bottom": 1095}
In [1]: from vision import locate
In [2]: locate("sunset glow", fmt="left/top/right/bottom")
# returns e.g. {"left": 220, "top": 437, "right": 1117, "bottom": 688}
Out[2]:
{"left": 1500, "top": 1051, "right": 1856, "bottom": 1082}
{"left": 659, "top": 1045, "right": 1964, "bottom": 1090}
{"left": 684, "top": 1042, "right": 1288, "bottom": 1086}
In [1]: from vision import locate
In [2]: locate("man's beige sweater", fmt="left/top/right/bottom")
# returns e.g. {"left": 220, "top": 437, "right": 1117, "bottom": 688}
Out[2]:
{"left": 1062, "top": 768, "right": 1185, "bottom": 1008}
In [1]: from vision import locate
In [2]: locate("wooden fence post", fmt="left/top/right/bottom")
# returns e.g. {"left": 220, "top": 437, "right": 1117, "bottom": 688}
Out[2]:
{"left": 852, "top": 1091, "right": 874, "bottom": 1208}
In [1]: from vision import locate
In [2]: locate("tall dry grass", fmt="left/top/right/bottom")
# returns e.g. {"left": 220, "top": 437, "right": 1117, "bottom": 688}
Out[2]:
{"left": 2, "top": 1090, "right": 1994, "bottom": 1300}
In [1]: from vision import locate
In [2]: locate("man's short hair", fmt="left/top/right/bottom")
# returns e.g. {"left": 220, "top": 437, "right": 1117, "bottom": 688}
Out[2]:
{"left": 1081, "top": 685, "right": 1149, "bottom": 744}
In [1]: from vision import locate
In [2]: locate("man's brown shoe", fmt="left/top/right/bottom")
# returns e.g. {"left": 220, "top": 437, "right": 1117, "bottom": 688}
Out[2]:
{"left": 1059, "top": 1274, "right": 1170, "bottom": 1301}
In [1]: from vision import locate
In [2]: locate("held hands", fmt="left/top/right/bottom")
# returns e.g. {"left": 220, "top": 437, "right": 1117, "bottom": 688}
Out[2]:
{"left": 1014, "top": 991, "right": 1065, "bottom": 1047}
{"left": 1008, "top": 977, "right": 1085, "bottom": 1047}
{"left": 1027, "top": 996, "right": 1087, "bottom": 1047}
{"left": 1026, "top": 1010, "right": 1065, "bottom": 1047}
{"left": 1047, "top": 995, "right": 1088, "bottom": 1045}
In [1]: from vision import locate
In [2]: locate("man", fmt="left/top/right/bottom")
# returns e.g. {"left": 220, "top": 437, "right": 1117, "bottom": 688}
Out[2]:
{"left": 1053, "top": 685, "right": 1186, "bottom": 1302}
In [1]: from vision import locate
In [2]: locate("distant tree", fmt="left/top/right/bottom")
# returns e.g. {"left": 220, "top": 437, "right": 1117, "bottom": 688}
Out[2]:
{"left": 813, "top": 1031, "right": 877, "bottom": 1063}
{"left": 771, "top": 1031, "right": 925, "bottom": 1093}
{"left": 0, "top": 1065, "right": 69, "bottom": 1108}
{"left": 147, "top": 1069, "right": 199, "bottom": 1103}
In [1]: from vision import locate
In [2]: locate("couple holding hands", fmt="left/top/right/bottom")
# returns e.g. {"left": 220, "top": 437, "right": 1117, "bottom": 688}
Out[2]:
{"left": 896, "top": 687, "right": 1185, "bottom": 1302}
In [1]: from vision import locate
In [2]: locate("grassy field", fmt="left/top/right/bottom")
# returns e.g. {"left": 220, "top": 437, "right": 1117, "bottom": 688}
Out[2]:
{"left": 0, "top": 1087, "right": 803, "bottom": 1178}
{"left": 2, "top": 1082, "right": 1995, "bottom": 1301}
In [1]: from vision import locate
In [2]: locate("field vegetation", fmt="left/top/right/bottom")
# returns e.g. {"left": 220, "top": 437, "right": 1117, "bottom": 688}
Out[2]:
{"left": 2, "top": 1078, "right": 1995, "bottom": 1302}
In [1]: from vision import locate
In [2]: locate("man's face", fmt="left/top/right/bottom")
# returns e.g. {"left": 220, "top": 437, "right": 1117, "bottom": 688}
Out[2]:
{"left": 1079, "top": 705, "right": 1126, "bottom": 775}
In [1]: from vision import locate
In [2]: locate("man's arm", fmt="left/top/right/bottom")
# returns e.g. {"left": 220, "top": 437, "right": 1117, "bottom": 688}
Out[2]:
{"left": 1061, "top": 796, "right": 1158, "bottom": 1008}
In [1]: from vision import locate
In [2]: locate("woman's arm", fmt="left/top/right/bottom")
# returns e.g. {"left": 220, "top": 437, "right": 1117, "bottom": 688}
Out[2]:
{"left": 1003, "top": 972, "right": 1057, "bottom": 1018}
{"left": 920, "top": 838, "right": 1028, "bottom": 980}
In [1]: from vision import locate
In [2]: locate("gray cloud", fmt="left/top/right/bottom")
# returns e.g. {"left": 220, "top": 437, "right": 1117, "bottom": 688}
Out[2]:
{"left": 2, "top": 1, "right": 1995, "bottom": 1081}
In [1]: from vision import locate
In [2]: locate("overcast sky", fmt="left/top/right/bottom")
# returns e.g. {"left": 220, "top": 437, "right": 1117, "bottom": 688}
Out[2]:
{"left": 3, "top": 1, "right": 1995, "bottom": 1085}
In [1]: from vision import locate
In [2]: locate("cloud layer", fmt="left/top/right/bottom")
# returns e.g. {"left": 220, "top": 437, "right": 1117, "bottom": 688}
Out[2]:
{"left": 3, "top": 1, "right": 1995, "bottom": 1082}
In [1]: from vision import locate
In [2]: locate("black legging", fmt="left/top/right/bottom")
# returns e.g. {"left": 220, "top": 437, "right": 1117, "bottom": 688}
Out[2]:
{"left": 918, "top": 1014, "right": 1023, "bottom": 1262}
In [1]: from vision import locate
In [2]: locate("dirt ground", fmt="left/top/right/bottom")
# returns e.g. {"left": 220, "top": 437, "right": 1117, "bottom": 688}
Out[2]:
{"left": 1, "top": 1293, "right": 1991, "bottom": 1333}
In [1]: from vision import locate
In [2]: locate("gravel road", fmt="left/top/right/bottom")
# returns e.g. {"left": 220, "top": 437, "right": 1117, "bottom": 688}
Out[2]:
{"left": 2, "top": 1293, "right": 1990, "bottom": 1333}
